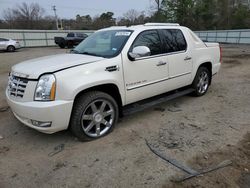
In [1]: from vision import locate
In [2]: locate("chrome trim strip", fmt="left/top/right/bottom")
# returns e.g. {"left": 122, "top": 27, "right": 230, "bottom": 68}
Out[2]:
{"left": 169, "top": 72, "right": 192, "bottom": 79}
{"left": 127, "top": 72, "right": 191, "bottom": 91}
{"left": 133, "top": 50, "right": 186, "bottom": 61}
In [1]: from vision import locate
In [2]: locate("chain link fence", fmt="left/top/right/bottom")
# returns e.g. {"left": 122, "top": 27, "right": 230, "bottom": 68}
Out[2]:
{"left": 195, "top": 29, "right": 250, "bottom": 44}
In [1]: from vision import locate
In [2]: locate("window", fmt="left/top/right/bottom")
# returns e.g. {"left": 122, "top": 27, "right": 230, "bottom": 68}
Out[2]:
{"left": 76, "top": 33, "right": 83, "bottom": 37}
{"left": 76, "top": 33, "right": 87, "bottom": 38}
{"left": 67, "top": 33, "right": 75, "bottom": 37}
{"left": 132, "top": 30, "right": 162, "bottom": 56}
{"left": 0, "top": 38, "right": 8, "bottom": 41}
{"left": 161, "top": 29, "right": 187, "bottom": 53}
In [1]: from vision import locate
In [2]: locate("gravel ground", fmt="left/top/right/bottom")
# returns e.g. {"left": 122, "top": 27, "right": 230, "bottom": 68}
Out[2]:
{"left": 0, "top": 45, "right": 250, "bottom": 188}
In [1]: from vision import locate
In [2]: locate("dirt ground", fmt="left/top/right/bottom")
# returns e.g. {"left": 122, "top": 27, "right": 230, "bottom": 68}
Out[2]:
{"left": 0, "top": 45, "right": 250, "bottom": 188}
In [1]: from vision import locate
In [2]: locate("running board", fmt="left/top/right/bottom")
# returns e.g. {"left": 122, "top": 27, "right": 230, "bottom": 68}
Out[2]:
{"left": 123, "top": 88, "right": 195, "bottom": 116}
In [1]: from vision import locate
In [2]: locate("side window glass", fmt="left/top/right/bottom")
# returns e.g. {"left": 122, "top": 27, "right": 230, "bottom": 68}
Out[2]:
{"left": 161, "top": 29, "right": 187, "bottom": 53}
{"left": 67, "top": 33, "right": 75, "bottom": 37}
{"left": 77, "top": 34, "right": 83, "bottom": 38}
{"left": 132, "top": 30, "right": 161, "bottom": 56}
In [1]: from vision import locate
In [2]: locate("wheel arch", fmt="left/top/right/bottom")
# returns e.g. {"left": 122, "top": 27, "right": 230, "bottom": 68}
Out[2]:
{"left": 196, "top": 62, "right": 212, "bottom": 85}
{"left": 73, "top": 83, "right": 123, "bottom": 117}
{"left": 7, "top": 45, "right": 15, "bottom": 51}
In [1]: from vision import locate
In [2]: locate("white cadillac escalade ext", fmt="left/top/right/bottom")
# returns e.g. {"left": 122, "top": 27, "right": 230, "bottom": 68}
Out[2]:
{"left": 6, "top": 23, "right": 221, "bottom": 141}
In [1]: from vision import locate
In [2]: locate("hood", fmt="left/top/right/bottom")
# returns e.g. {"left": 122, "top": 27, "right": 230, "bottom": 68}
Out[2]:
{"left": 11, "top": 54, "right": 104, "bottom": 79}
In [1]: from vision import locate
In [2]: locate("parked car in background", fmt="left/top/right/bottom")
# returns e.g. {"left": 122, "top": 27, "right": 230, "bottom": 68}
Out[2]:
{"left": 54, "top": 32, "right": 88, "bottom": 48}
{"left": 0, "top": 38, "right": 21, "bottom": 52}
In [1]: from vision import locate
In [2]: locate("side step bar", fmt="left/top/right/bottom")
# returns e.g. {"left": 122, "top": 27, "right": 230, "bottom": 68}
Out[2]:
{"left": 123, "top": 88, "right": 195, "bottom": 116}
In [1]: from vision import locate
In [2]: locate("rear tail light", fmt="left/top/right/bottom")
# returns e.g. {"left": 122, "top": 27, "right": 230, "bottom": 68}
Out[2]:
{"left": 219, "top": 46, "right": 222, "bottom": 63}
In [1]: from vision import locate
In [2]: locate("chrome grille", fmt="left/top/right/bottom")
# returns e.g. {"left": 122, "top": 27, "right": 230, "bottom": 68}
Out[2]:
{"left": 8, "top": 75, "right": 28, "bottom": 98}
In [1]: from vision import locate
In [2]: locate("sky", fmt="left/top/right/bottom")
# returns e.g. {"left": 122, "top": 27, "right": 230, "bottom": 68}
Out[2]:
{"left": 0, "top": 0, "right": 156, "bottom": 19}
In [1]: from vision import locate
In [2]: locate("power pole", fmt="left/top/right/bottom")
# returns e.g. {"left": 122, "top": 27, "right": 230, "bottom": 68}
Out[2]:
{"left": 52, "top": 5, "right": 59, "bottom": 30}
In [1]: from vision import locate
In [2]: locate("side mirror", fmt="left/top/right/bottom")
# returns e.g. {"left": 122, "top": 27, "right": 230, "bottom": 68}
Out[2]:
{"left": 128, "top": 46, "right": 151, "bottom": 60}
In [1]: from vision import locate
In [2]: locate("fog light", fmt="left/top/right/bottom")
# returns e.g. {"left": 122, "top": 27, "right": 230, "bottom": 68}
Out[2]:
{"left": 31, "top": 120, "right": 52, "bottom": 128}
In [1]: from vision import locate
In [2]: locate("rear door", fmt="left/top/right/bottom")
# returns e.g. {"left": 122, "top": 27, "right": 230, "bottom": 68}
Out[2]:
{"left": 159, "top": 29, "right": 193, "bottom": 88}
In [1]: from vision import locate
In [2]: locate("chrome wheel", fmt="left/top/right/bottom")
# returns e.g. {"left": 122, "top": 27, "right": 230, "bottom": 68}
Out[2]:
{"left": 197, "top": 71, "right": 209, "bottom": 94}
{"left": 81, "top": 99, "right": 115, "bottom": 138}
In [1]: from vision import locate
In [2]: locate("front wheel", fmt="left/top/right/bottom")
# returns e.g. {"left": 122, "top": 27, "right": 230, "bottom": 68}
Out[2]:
{"left": 7, "top": 45, "right": 15, "bottom": 52}
{"left": 192, "top": 67, "right": 210, "bottom": 96}
{"left": 59, "top": 43, "right": 65, "bottom": 48}
{"left": 70, "top": 91, "right": 119, "bottom": 141}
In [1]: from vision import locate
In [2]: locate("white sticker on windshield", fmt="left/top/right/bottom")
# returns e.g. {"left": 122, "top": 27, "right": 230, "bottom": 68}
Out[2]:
{"left": 115, "top": 32, "right": 131, "bottom": 36}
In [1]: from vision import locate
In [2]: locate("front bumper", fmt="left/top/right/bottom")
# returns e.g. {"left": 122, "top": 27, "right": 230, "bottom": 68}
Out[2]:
{"left": 6, "top": 90, "right": 74, "bottom": 134}
{"left": 14, "top": 43, "right": 21, "bottom": 49}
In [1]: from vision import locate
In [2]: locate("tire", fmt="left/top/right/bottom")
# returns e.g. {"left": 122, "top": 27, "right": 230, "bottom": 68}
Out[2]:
{"left": 70, "top": 91, "right": 119, "bottom": 141}
{"left": 192, "top": 67, "right": 211, "bottom": 97}
{"left": 7, "top": 45, "right": 15, "bottom": 52}
{"left": 67, "top": 41, "right": 73, "bottom": 48}
{"left": 59, "top": 43, "right": 65, "bottom": 48}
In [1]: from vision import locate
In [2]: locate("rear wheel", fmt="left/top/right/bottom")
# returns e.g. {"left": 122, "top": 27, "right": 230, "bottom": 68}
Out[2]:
{"left": 70, "top": 91, "right": 119, "bottom": 141}
{"left": 7, "top": 45, "right": 15, "bottom": 52}
{"left": 192, "top": 67, "right": 210, "bottom": 96}
{"left": 67, "top": 41, "right": 74, "bottom": 48}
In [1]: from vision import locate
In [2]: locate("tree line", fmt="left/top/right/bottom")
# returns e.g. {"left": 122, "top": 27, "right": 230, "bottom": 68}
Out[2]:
{"left": 0, "top": 0, "right": 250, "bottom": 30}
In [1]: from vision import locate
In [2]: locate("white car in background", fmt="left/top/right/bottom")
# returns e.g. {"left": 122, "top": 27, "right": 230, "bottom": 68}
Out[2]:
{"left": 0, "top": 38, "right": 21, "bottom": 52}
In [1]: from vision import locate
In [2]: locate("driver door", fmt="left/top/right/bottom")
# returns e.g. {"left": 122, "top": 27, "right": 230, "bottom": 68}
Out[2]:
{"left": 122, "top": 30, "right": 169, "bottom": 104}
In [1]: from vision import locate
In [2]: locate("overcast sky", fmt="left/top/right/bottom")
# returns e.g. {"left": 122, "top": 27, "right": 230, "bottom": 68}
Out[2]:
{"left": 0, "top": 0, "right": 156, "bottom": 19}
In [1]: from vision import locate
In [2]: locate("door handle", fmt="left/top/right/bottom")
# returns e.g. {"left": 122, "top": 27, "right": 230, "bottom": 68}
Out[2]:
{"left": 157, "top": 61, "right": 167, "bottom": 66}
{"left": 184, "top": 56, "right": 192, "bottom": 61}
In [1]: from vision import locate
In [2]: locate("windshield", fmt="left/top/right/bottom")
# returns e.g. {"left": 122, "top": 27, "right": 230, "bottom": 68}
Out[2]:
{"left": 73, "top": 30, "right": 133, "bottom": 58}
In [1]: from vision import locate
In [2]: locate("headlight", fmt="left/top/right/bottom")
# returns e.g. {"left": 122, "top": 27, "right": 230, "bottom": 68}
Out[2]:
{"left": 34, "top": 74, "right": 56, "bottom": 101}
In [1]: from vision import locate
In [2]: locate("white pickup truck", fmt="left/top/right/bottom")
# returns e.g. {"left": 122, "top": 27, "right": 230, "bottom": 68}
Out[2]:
{"left": 6, "top": 23, "right": 221, "bottom": 141}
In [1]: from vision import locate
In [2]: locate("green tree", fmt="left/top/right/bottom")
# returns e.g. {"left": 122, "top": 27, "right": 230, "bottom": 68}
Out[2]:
{"left": 194, "top": 0, "right": 217, "bottom": 30}
{"left": 161, "top": 0, "right": 196, "bottom": 28}
{"left": 93, "top": 12, "right": 116, "bottom": 29}
{"left": 215, "top": 0, "right": 231, "bottom": 29}
{"left": 231, "top": 4, "right": 250, "bottom": 29}
{"left": 75, "top": 14, "right": 93, "bottom": 29}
